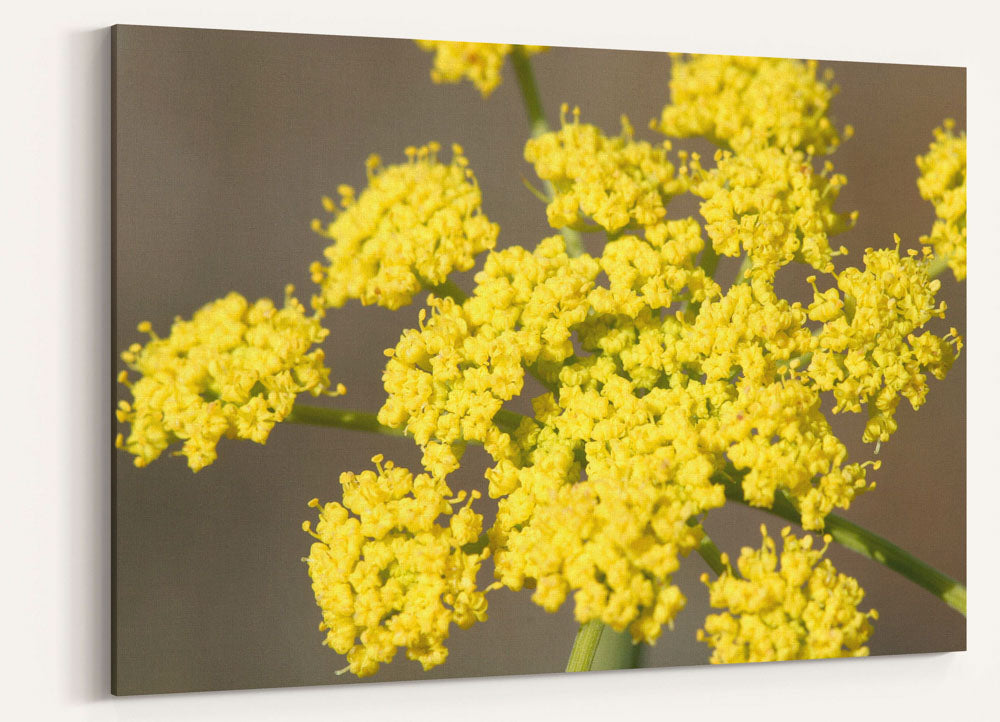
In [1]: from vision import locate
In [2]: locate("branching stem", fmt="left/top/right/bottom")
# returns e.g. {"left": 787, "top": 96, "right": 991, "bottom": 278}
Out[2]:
{"left": 510, "top": 45, "right": 584, "bottom": 258}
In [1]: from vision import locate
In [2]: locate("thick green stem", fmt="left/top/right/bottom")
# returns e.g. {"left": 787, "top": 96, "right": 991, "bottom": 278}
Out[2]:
{"left": 565, "top": 620, "right": 638, "bottom": 672}
{"left": 718, "top": 472, "right": 966, "bottom": 616}
{"left": 510, "top": 45, "right": 583, "bottom": 258}
{"left": 565, "top": 620, "right": 604, "bottom": 672}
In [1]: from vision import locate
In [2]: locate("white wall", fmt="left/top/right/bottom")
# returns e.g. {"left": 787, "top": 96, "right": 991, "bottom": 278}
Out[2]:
{"left": 2, "top": 1, "right": 996, "bottom": 720}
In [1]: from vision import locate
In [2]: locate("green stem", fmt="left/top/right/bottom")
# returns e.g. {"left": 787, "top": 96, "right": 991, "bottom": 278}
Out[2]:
{"left": 592, "top": 626, "right": 639, "bottom": 670}
{"left": 565, "top": 620, "right": 637, "bottom": 672}
{"left": 733, "top": 254, "right": 752, "bottom": 285}
{"left": 288, "top": 403, "right": 521, "bottom": 439}
{"left": 429, "top": 278, "right": 468, "bottom": 304}
{"left": 699, "top": 243, "right": 720, "bottom": 281}
{"left": 565, "top": 620, "right": 604, "bottom": 672}
{"left": 696, "top": 531, "right": 729, "bottom": 577}
{"left": 285, "top": 405, "right": 405, "bottom": 437}
{"left": 510, "top": 45, "right": 549, "bottom": 141}
{"left": 510, "top": 45, "right": 584, "bottom": 258}
{"left": 718, "top": 472, "right": 966, "bottom": 616}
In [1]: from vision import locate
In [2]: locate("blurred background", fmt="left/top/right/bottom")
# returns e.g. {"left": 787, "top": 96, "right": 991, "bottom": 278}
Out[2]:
{"left": 113, "top": 25, "right": 965, "bottom": 694}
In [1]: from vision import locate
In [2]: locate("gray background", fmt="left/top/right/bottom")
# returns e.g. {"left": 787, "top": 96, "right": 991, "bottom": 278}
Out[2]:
{"left": 113, "top": 25, "right": 966, "bottom": 695}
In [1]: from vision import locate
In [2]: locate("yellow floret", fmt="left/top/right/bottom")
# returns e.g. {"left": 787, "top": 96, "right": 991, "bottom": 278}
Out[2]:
{"left": 690, "top": 146, "right": 855, "bottom": 281}
{"left": 655, "top": 54, "right": 847, "bottom": 155}
{"left": 116, "top": 289, "right": 333, "bottom": 471}
{"left": 525, "top": 107, "right": 687, "bottom": 233}
{"left": 311, "top": 143, "right": 498, "bottom": 311}
{"left": 806, "top": 238, "right": 962, "bottom": 444}
{"left": 699, "top": 525, "right": 876, "bottom": 663}
{"left": 303, "top": 457, "right": 491, "bottom": 677}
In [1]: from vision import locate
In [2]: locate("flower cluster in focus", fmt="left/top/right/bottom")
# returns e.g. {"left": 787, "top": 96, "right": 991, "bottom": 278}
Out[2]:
{"left": 655, "top": 54, "right": 848, "bottom": 155}
{"left": 699, "top": 525, "right": 876, "bottom": 663}
{"left": 358, "top": 51, "right": 962, "bottom": 663}
{"left": 310, "top": 143, "right": 498, "bottom": 311}
{"left": 115, "top": 47, "right": 967, "bottom": 679}
{"left": 303, "top": 456, "right": 491, "bottom": 677}
{"left": 116, "top": 289, "right": 334, "bottom": 471}
{"left": 524, "top": 106, "right": 688, "bottom": 232}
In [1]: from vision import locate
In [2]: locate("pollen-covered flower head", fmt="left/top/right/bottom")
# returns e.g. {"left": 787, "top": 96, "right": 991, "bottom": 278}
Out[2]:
{"left": 690, "top": 146, "right": 855, "bottom": 282}
{"left": 303, "top": 456, "right": 491, "bottom": 677}
{"left": 655, "top": 54, "right": 848, "bottom": 155}
{"left": 804, "top": 238, "right": 962, "bottom": 444}
{"left": 116, "top": 288, "right": 336, "bottom": 471}
{"left": 524, "top": 106, "right": 688, "bottom": 233}
{"left": 917, "top": 120, "right": 966, "bottom": 281}
{"left": 698, "top": 525, "right": 877, "bottom": 663}
{"left": 415, "top": 40, "right": 545, "bottom": 97}
{"left": 310, "top": 142, "right": 498, "bottom": 311}
{"left": 377, "top": 228, "right": 888, "bottom": 639}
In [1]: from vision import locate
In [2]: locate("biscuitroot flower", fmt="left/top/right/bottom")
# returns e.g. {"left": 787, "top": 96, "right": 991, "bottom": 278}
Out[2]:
{"left": 805, "top": 239, "right": 961, "bottom": 444}
{"left": 524, "top": 106, "right": 688, "bottom": 233}
{"left": 303, "top": 456, "right": 491, "bottom": 677}
{"left": 698, "top": 525, "right": 877, "bottom": 663}
{"left": 917, "top": 120, "right": 967, "bottom": 281}
{"left": 654, "top": 53, "right": 848, "bottom": 155}
{"left": 689, "top": 146, "right": 855, "bottom": 282}
{"left": 116, "top": 288, "right": 336, "bottom": 471}
{"left": 119, "top": 47, "right": 968, "bottom": 679}
{"left": 310, "top": 142, "right": 499, "bottom": 311}
{"left": 414, "top": 40, "right": 546, "bottom": 97}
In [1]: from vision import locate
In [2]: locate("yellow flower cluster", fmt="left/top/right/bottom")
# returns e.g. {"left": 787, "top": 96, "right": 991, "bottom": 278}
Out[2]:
{"left": 116, "top": 290, "right": 334, "bottom": 471}
{"left": 655, "top": 54, "right": 847, "bottom": 155}
{"left": 112, "top": 48, "right": 965, "bottom": 677}
{"left": 303, "top": 456, "right": 490, "bottom": 677}
{"left": 805, "top": 240, "right": 961, "bottom": 444}
{"left": 917, "top": 120, "right": 967, "bottom": 281}
{"left": 415, "top": 40, "right": 545, "bottom": 97}
{"left": 365, "top": 53, "right": 963, "bottom": 662}
{"left": 378, "top": 233, "right": 885, "bottom": 641}
{"left": 310, "top": 143, "right": 498, "bottom": 311}
{"left": 524, "top": 106, "right": 687, "bottom": 232}
{"left": 690, "top": 146, "right": 855, "bottom": 282}
{"left": 698, "top": 526, "right": 876, "bottom": 663}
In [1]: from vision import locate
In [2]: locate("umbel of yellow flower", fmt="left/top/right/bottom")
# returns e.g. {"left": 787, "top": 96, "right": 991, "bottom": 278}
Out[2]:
{"left": 917, "top": 120, "right": 967, "bottom": 281}
{"left": 698, "top": 525, "right": 877, "bottom": 663}
{"left": 116, "top": 289, "right": 335, "bottom": 471}
{"left": 378, "top": 234, "right": 878, "bottom": 640}
{"left": 303, "top": 456, "right": 491, "bottom": 677}
{"left": 415, "top": 40, "right": 545, "bottom": 97}
{"left": 804, "top": 239, "right": 961, "bottom": 444}
{"left": 524, "top": 106, "right": 688, "bottom": 233}
{"left": 310, "top": 142, "right": 499, "bottom": 311}
{"left": 301, "top": 52, "right": 964, "bottom": 677}
{"left": 655, "top": 54, "right": 849, "bottom": 155}
{"left": 689, "top": 146, "right": 855, "bottom": 282}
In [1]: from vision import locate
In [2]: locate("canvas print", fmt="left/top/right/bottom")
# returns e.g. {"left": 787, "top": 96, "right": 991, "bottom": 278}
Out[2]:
{"left": 112, "top": 25, "right": 966, "bottom": 695}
